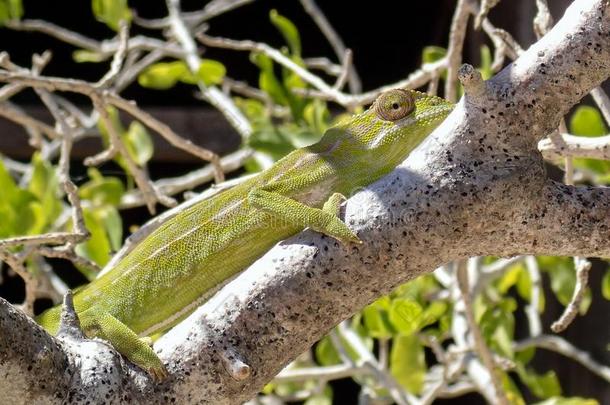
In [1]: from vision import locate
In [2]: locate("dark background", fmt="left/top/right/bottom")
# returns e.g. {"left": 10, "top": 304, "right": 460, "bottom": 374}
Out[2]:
{"left": 2, "top": 1, "right": 609, "bottom": 404}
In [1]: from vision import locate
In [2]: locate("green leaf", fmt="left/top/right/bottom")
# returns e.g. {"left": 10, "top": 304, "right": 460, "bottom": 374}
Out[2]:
{"left": 97, "top": 205, "right": 123, "bottom": 252}
{"left": 362, "top": 302, "right": 393, "bottom": 338}
{"left": 27, "top": 154, "right": 61, "bottom": 234}
{"left": 479, "top": 45, "right": 493, "bottom": 80}
{"left": 0, "top": 0, "right": 22, "bottom": 25}
{"left": 303, "top": 99, "right": 330, "bottom": 134}
{"left": 0, "top": 159, "right": 38, "bottom": 237}
{"left": 252, "top": 52, "right": 289, "bottom": 105}
{"left": 72, "top": 49, "right": 106, "bottom": 63}
{"left": 180, "top": 59, "right": 226, "bottom": 86}
{"left": 602, "top": 268, "right": 610, "bottom": 300}
{"left": 497, "top": 262, "right": 523, "bottom": 294}
{"left": 479, "top": 298, "right": 516, "bottom": 358}
{"left": 503, "top": 373, "right": 527, "bottom": 405}
{"left": 0, "top": 157, "right": 18, "bottom": 198}
{"left": 388, "top": 299, "right": 423, "bottom": 335}
{"left": 303, "top": 385, "right": 332, "bottom": 405}
{"left": 124, "top": 121, "right": 154, "bottom": 166}
{"left": 28, "top": 153, "right": 57, "bottom": 200}
{"left": 79, "top": 167, "right": 125, "bottom": 206}
{"left": 420, "top": 301, "right": 448, "bottom": 328}
{"left": 138, "top": 61, "right": 187, "bottom": 90}
{"left": 569, "top": 105, "right": 608, "bottom": 137}
{"left": 75, "top": 208, "right": 113, "bottom": 277}
{"left": 422, "top": 46, "right": 446, "bottom": 64}
{"left": 539, "top": 257, "right": 576, "bottom": 306}
{"left": 269, "top": 9, "right": 301, "bottom": 56}
{"left": 97, "top": 105, "right": 125, "bottom": 141}
{"left": 516, "top": 346, "right": 537, "bottom": 365}
{"left": 517, "top": 365, "right": 562, "bottom": 399}
{"left": 91, "top": 0, "right": 131, "bottom": 31}
{"left": 315, "top": 336, "right": 341, "bottom": 366}
{"left": 390, "top": 334, "right": 426, "bottom": 394}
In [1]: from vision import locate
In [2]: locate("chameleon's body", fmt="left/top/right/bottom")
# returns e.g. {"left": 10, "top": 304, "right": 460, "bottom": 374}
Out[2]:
{"left": 37, "top": 89, "right": 452, "bottom": 379}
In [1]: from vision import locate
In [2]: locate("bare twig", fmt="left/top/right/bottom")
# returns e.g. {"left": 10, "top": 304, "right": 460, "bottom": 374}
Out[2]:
{"left": 107, "top": 94, "right": 225, "bottom": 183}
{"left": 444, "top": 0, "right": 471, "bottom": 102}
{"left": 337, "top": 322, "right": 415, "bottom": 405}
{"left": 538, "top": 132, "right": 610, "bottom": 160}
{"left": 590, "top": 87, "right": 610, "bottom": 127}
{"left": 332, "top": 49, "right": 353, "bottom": 91}
{"left": 133, "top": 0, "right": 254, "bottom": 30}
{"left": 166, "top": 0, "right": 253, "bottom": 140}
{"left": 6, "top": 19, "right": 185, "bottom": 59}
{"left": 274, "top": 363, "right": 368, "bottom": 383}
{"left": 474, "top": 0, "right": 500, "bottom": 29}
{"left": 551, "top": 257, "right": 592, "bottom": 332}
{"left": 515, "top": 335, "right": 610, "bottom": 382}
{"left": 533, "top": 0, "right": 554, "bottom": 39}
{"left": 0, "top": 103, "right": 59, "bottom": 139}
{"left": 95, "top": 21, "right": 130, "bottom": 88}
{"left": 197, "top": 33, "right": 344, "bottom": 103}
{"left": 92, "top": 94, "right": 177, "bottom": 213}
{"left": 120, "top": 148, "right": 252, "bottom": 209}
{"left": 0, "top": 68, "right": 227, "bottom": 187}
{"left": 456, "top": 260, "right": 509, "bottom": 405}
{"left": 298, "top": 0, "right": 362, "bottom": 93}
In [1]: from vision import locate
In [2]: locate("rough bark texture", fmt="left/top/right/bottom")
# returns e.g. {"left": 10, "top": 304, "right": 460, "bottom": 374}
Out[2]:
{"left": 0, "top": 0, "right": 609, "bottom": 403}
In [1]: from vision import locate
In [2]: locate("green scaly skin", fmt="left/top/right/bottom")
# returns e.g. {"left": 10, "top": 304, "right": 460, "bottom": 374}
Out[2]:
{"left": 36, "top": 89, "right": 453, "bottom": 380}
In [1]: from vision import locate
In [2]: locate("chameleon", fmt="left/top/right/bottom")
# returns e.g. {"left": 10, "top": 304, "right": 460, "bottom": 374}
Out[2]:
{"left": 36, "top": 89, "right": 453, "bottom": 380}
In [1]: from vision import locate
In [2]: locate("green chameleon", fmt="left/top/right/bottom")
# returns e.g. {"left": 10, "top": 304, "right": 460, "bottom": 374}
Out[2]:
{"left": 37, "top": 89, "right": 453, "bottom": 380}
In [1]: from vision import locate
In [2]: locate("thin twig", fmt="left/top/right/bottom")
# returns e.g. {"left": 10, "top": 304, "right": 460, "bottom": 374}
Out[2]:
{"left": 167, "top": 0, "right": 253, "bottom": 140}
{"left": 456, "top": 260, "right": 509, "bottom": 405}
{"left": 298, "top": 0, "right": 362, "bottom": 93}
{"left": 538, "top": 132, "right": 610, "bottom": 160}
{"left": 551, "top": 257, "right": 591, "bottom": 332}
{"left": 444, "top": 0, "right": 471, "bottom": 102}
{"left": 0, "top": 102, "right": 60, "bottom": 139}
{"left": 95, "top": 21, "right": 130, "bottom": 88}
{"left": 332, "top": 49, "right": 352, "bottom": 91}
{"left": 6, "top": 19, "right": 185, "bottom": 58}
{"left": 197, "top": 33, "right": 345, "bottom": 103}
{"left": 524, "top": 256, "right": 542, "bottom": 337}
{"left": 119, "top": 148, "right": 252, "bottom": 209}
{"left": 514, "top": 335, "right": 610, "bottom": 382}
{"left": 590, "top": 87, "right": 610, "bottom": 127}
{"left": 92, "top": 94, "right": 177, "bottom": 213}
{"left": 132, "top": 0, "right": 255, "bottom": 29}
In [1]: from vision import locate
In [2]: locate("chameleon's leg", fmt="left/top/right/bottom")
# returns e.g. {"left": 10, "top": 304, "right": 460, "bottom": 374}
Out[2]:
{"left": 322, "top": 192, "right": 346, "bottom": 217}
{"left": 248, "top": 188, "right": 361, "bottom": 245}
{"left": 79, "top": 309, "right": 168, "bottom": 381}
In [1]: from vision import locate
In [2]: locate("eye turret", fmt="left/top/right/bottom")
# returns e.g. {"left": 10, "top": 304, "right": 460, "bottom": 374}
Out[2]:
{"left": 374, "top": 89, "right": 415, "bottom": 121}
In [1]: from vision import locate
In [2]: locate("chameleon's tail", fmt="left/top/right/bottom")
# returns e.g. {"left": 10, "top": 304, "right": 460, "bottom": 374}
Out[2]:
{"left": 35, "top": 305, "right": 61, "bottom": 335}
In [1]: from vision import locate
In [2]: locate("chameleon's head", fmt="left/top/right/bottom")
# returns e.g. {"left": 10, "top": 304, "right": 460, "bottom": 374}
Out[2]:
{"left": 323, "top": 89, "right": 453, "bottom": 178}
{"left": 363, "top": 88, "right": 452, "bottom": 156}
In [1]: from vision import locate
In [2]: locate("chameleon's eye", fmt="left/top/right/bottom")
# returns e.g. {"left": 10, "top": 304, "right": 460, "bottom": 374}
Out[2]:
{"left": 374, "top": 89, "right": 415, "bottom": 121}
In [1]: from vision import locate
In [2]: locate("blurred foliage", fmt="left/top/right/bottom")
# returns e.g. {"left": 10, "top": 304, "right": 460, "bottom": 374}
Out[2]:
{"left": 0, "top": 2, "right": 607, "bottom": 404}
{"left": 91, "top": 0, "right": 131, "bottom": 31}
{"left": 0, "top": 0, "right": 22, "bottom": 25}
{"left": 568, "top": 106, "right": 610, "bottom": 183}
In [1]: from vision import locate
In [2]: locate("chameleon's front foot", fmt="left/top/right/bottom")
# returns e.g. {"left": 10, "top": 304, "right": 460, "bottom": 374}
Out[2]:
{"left": 320, "top": 192, "right": 362, "bottom": 245}
{"left": 80, "top": 309, "right": 169, "bottom": 381}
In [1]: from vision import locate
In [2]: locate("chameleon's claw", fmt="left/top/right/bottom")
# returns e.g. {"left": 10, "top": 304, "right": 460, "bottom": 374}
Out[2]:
{"left": 148, "top": 364, "right": 169, "bottom": 382}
